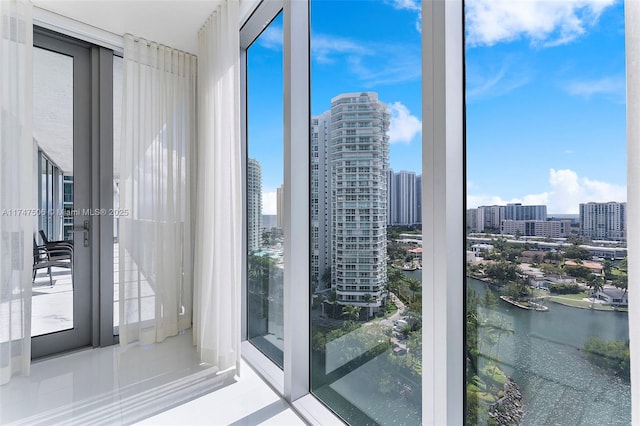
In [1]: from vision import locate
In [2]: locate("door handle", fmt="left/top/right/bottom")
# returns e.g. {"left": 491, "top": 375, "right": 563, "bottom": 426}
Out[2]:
{"left": 72, "top": 220, "right": 90, "bottom": 247}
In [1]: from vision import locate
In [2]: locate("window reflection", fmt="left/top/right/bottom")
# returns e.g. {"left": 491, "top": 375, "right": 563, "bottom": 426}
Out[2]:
{"left": 465, "top": 1, "right": 629, "bottom": 423}
{"left": 310, "top": 1, "right": 422, "bottom": 423}
{"left": 246, "top": 12, "right": 285, "bottom": 367}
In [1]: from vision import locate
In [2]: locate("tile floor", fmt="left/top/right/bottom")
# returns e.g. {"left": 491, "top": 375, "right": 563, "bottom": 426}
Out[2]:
{"left": 32, "top": 265, "right": 74, "bottom": 337}
{"left": 0, "top": 331, "right": 306, "bottom": 426}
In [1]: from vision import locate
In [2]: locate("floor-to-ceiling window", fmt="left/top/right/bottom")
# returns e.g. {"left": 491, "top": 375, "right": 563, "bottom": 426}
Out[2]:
{"left": 245, "top": 11, "right": 285, "bottom": 368}
{"left": 464, "top": 1, "right": 630, "bottom": 423}
{"left": 238, "top": 1, "right": 637, "bottom": 424}
{"left": 309, "top": 1, "right": 423, "bottom": 423}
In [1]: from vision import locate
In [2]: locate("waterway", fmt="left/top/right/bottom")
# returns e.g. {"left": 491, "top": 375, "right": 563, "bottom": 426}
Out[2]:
{"left": 401, "top": 270, "right": 631, "bottom": 424}
{"left": 467, "top": 277, "right": 630, "bottom": 425}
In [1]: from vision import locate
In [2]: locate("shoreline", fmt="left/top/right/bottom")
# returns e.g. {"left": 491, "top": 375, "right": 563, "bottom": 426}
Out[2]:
{"left": 489, "top": 378, "right": 524, "bottom": 425}
{"left": 546, "top": 297, "right": 628, "bottom": 312}
{"left": 500, "top": 295, "right": 549, "bottom": 311}
{"left": 468, "top": 275, "right": 627, "bottom": 313}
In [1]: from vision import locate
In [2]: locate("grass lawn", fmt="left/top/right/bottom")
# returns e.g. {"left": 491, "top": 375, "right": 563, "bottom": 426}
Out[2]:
{"left": 549, "top": 291, "right": 589, "bottom": 300}
{"left": 547, "top": 294, "right": 628, "bottom": 311}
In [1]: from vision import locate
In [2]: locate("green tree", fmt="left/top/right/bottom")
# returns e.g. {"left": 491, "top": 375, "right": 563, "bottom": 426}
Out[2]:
{"left": 540, "top": 262, "right": 562, "bottom": 275}
{"left": 619, "top": 257, "right": 628, "bottom": 273}
{"left": 563, "top": 264, "right": 591, "bottom": 280}
{"left": 483, "top": 289, "right": 498, "bottom": 309}
{"left": 407, "top": 278, "right": 421, "bottom": 302}
{"left": 484, "top": 261, "right": 519, "bottom": 284}
{"left": 544, "top": 251, "right": 563, "bottom": 263}
{"left": 603, "top": 259, "right": 613, "bottom": 278}
{"left": 584, "top": 337, "right": 630, "bottom": 380}
{"left": 587, "top": 275, "right": 605, "bottom": 308}
{"left": 466, "top": 289, "right": 481, "bottom": 376}
{"left": 506, "top": 280, "right": 530, "bottom": 301}
{"left": 362, "top": 293, "right": 373, "bottom": 319}
{"left": 341, "top": 304, "right": 361, "bottom": 322}
{"left": 564, "top": 246, "right": 592, "bottom": 260}
{"left": 387, "top": 267, "right": 405, "bottom": 296}
{"left": 612, "top": 274, "right": 628, "bottom": 307}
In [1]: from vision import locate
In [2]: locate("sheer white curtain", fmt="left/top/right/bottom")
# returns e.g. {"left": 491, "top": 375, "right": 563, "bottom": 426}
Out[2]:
{"left": 194, "top": 0, "right": 241, "bottom": 371}
{"left": 0, "top": 0, "right": 33, "bottom": 384}
{"left": 119, "top": 34, "right": 196, "bottom": 345}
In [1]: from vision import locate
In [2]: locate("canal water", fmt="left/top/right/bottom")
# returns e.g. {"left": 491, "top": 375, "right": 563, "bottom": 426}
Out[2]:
{"left": 468, "top": 277, "right": 630, "bottom": 425}
{"left": 402, "top": 270, "right": 631, "bottom": 424}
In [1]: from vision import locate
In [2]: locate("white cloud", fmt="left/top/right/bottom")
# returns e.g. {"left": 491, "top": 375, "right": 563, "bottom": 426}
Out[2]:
{"left": 258, "top": 25, "right": 283, "bottom": 50}
{"left": 312, "top": 34, "right": 370, "bottom": 64}
{"left": 389, "top": 0, "right": 420, "bottom": 11}
{"left": 466, "top": 0, "right": 616, "bottom": 47}
{"left": 312, "top": 33, "right": 420, "bottom": 87}
{"left": 467, "top": 168, "right": 626, "bottom": 213}
{"left": 388, "top": 102, "right": 421, "bottom": 144}
{"left": 547, "top": 168, "right": 626, "bottom": 213}
{"left": 262, "top": 190, "right": 277, "bottom": 215}
{"left": 387, "top": 0, "right": 422, "bottom": 33}
{"left": 466, "top": 62, "right": 530, "bottom": 101}
{"left": 564, "top": 75, "right": 625, "bottom": 98}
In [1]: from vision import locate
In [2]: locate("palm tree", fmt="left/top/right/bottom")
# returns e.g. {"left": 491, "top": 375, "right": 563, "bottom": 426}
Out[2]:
{"left": 602, "top": 259, "right": 613, "bottom": 278}
{"left": 587, "top": 275, "right": 604, "bottom": 309}
{"left": 363, "top": 293, "right": 373, "bottom": 319}
{"left": 387, "top": 268, "right": 405, "bottom": 296}
{"left": 341, "top": 304, "right": 361, "bottom": 322}
{"left": 613, "top": 274, "right": 628, "bottom": 309}
{"left": 407, "top": 278, "right": 421, "bottom": 303}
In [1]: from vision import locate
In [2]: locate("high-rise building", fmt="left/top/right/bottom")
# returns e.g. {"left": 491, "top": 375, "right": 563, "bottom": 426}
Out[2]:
{"left": 247, "top": 158, "right": 262, "bottom": 252}
{"left": 466, "top": 208, "right": 479, "bottom": 233}
{"left": 414, "top": 175, "right": 422, "bottom": 225}
{"left": 580, "top": 201, "right": 627, "bottom": 240}
{"left": 387, "top": 168, "right": 396, "bottom": 225}
{"left": 504, "top": 203, "right": 547, "bottom": 221}
{"left": 478, "top": 205, "right": 504, "bottom": 231}
{"left": 386, "top": 169, "right": 421, "bottom": 226}
{"left": 395, "top": 170, "right": 416, "bottom": 225}
{"left": 311, "top": 111, "right": 332, "bottom": 288}
{"left": 311, "top": 92, "right": 390, "bottom": 315}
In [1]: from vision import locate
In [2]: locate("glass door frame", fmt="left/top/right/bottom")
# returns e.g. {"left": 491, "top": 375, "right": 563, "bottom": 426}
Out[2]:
{"left": 32, "top": 28, "right": 92, "bottom": 357}
{"left": 31, "top": 27, "right": 116, "bottom": 358}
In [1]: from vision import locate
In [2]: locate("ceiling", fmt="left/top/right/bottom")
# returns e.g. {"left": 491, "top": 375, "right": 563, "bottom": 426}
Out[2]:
{"left": 32, "top": 0, "right": 223, "bottom": 54}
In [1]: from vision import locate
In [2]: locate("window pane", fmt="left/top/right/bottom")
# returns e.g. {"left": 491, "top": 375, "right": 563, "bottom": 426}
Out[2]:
{"left": 247, "top": 12, "right": 285, "bottom": 368}
{"left": 32, "top": 47, "right": 75, "bottom": 336}
{"left": 465, "top": 2, "right": 629, "bottom": 424}
{"left": 310, "top": 1, "right": 423, "bottom": 423}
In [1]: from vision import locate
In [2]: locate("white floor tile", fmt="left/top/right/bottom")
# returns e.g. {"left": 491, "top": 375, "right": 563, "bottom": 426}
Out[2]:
{"left": 0, "top": 331, "right": 306, "bottom": 426}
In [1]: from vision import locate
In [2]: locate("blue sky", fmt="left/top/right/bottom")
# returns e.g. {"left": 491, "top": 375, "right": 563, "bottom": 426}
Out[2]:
{"left": 248, "top": 0, "right": 626, "bottom": 215}
{"left": 466, "top": 0, "right": 626, "bottom": 213}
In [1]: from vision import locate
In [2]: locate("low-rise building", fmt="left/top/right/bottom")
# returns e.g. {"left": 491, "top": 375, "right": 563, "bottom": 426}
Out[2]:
{"left": 563, "top": 260, "right": 604, "bottom": 275}
{"left": 501, "top": 219, "right": 572, "bottom": 238}
{"left": 590, "top": 286, "right": 628, "bottom": 306}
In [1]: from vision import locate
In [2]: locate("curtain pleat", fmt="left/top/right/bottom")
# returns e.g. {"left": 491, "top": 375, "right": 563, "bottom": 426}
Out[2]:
{"left": 0, "top": 0, "right": 33, "bottom": 385}
{"left": 119, "top": 35, "right": 196, "bottom": 345}
{"left": 194, "top": 0, "right": 241, "bottom": 371}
